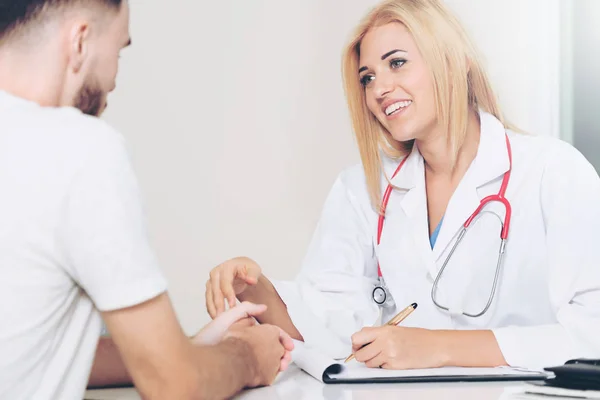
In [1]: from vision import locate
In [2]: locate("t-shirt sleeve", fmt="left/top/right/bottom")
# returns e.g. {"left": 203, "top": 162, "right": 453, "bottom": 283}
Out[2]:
{"left": 60, "top": 125, "right": 168, "bottom": 312}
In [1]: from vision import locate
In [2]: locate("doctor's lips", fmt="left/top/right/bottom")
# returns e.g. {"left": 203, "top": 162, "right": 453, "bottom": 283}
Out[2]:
{"left": 381, "top": 99, "right": 412, "bottom": 118}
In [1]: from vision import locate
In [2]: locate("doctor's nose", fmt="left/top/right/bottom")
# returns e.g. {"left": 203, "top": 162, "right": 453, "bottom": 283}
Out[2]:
{"left": 373, "top": 74, "right": 395, "bottom": 99}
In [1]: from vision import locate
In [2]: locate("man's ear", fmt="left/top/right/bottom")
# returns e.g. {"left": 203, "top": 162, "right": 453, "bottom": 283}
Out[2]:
{"left": 67, "top": 22, "right": 91, "bottom": 73}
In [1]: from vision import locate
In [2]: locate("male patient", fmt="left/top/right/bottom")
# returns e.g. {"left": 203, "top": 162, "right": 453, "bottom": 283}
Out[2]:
{"left": 0, "top": 1, "right": 292, "bottom": 399}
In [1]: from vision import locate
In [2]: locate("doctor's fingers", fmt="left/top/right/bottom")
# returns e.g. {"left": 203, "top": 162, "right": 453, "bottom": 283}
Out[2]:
{"left": 210, "top": 270, "right": 226, "bottom": 315}
{"left": 205, "top": 281, "right": 217, "bottom": 318}
{"left": 351, "top": 327, "right": 381, "bottom": 349}
{"left": 219, "top": 267, "right": 238, "bottom": 308}
{"left": 364, "top": 352, "right": 389, "bottom": 369}
{"left": 354, "top": 341, "right": 383, "bottom": 364}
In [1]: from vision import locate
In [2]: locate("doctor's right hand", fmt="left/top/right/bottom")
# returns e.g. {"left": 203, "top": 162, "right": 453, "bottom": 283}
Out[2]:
{"left": 206, "top": 256, "right": 263, "bottom": 318}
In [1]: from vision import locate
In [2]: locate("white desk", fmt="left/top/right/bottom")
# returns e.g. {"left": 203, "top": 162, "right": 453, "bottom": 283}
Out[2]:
{"left": 84, "top": 365, "right": 536, "bottom": 400}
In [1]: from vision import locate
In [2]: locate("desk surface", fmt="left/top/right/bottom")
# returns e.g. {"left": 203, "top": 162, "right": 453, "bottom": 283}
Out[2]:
{"left": 85, "top": 365, "right": 539, "bottom": 400}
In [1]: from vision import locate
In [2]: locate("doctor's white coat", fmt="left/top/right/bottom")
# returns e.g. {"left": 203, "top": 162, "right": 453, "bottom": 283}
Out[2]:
{"left": 273, "top": 112, "right": 600, "bottom": 369}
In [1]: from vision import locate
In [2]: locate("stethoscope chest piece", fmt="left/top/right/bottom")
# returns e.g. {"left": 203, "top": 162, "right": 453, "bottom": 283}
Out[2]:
{"left": 373, "top": 276, "right": 396, "bottom": 308}
{"left": 372, "top": 285, "right": 387, "bottom": 305}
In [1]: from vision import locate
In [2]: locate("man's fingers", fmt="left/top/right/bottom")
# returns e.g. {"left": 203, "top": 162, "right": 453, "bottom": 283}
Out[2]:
{"left": 205, "top": 281, "right": 217, "bottom": 318}
{"left": 280, "top": 350, "right": 292, "bottom": 371}
{"left": 214, "top": 302, "right": 266, "bottom": 330}
{"left": 229, "top": 317, "right": 256, "bottom": 331}
{"left": 237, "top": 301, "right": 267, "bottom": 318}
{"left": 278, "top": 327, "right": 295, "bottom": 352}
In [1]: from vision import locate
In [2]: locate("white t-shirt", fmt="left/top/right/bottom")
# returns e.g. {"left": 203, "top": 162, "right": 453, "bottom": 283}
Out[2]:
{"left": 0, "top": 91, "right": 168, "bottom": 400}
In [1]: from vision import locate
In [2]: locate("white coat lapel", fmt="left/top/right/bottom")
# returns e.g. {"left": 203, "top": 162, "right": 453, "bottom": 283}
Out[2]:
{"left": 387, "top": 146, "right": 439, "bottom": 277}
{"left": 430, "top": 169, "right": 480, "bottom": 262}
{"left": 431, "top": 111, "right": 511, "bottom": 262}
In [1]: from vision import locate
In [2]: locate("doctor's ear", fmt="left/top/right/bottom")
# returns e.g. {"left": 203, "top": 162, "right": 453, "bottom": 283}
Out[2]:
{"left": 67, "top": 22, "right": 92, "bottom": 73}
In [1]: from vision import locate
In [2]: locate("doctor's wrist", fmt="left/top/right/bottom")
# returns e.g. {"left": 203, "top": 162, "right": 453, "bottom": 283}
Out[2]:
{"left": 436, "top": 329, "right": 507, "bottom": 367}
{"left": 237, "top": 274, "right": 266, "bottom": 302}
{"left": 434, "top": 330, "right": 455, "bottom": 367}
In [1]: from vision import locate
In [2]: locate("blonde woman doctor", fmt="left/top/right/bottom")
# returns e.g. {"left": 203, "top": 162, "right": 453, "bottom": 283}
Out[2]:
{"left": 206, "top": 0, "right": 600, "bottom": 370}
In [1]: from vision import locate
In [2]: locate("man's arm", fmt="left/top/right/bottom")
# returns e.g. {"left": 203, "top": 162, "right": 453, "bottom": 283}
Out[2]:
{"left": 100, "top": 293, "right": 262, "bottom": 399}
{"left": 87, "top": 336, "right": 257, "bottom": 395}
{"left": 88, "top": 337, "right": 132, "bottom": 388}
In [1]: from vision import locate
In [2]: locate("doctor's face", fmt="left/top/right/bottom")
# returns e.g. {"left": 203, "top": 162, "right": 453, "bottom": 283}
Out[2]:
{"left": 358, "top": 22, "right": 437, "bottom": 143}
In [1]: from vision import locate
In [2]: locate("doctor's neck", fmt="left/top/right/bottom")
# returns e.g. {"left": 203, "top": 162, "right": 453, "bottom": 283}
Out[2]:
{"left": 417, "top": 110, "right": 481, "bottom": 181}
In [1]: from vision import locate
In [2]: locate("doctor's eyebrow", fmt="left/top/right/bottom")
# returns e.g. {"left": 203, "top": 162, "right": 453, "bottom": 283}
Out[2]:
{"left": 358, "top": 49, "right": 408, "bottom": 73}
{"left": 381, "top": 49, "right": 406, "bottom": 60}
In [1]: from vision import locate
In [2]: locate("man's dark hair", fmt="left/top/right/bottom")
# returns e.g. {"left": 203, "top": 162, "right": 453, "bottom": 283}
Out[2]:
{"left": 0, "top": 0, "right": 122, "bottom": 42}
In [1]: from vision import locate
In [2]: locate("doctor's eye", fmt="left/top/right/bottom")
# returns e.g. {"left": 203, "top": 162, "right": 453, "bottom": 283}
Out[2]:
{"left": 360, "top": 74, "right": 375, "bottom": 87}
{"left": 390, "top": 58, "right": 407, "bottom": 69}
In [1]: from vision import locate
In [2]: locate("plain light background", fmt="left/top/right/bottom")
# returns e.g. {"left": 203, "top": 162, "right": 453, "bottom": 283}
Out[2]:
{"left": 570, "top": 0, "right": 600, "bottom": 170}
{"left": 102, "top": 0, "right": 562, "bottom": 333}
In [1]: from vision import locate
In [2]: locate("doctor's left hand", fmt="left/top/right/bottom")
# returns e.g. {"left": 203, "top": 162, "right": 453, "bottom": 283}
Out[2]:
{"left": 351, "top": 326, "right": 447, "bottom": 369}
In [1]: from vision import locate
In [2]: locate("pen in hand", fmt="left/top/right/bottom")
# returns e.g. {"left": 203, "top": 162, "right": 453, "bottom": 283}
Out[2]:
{"left": 344, "top": 302, "right": 418, "bottom": 363}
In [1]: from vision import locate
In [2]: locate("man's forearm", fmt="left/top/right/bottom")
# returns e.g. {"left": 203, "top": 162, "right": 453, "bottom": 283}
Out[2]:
{"left": 90, "top": 337, "right": 256, "bottom": 398}
{"left": 194, "top": 337, "right": 255, "bottom": 399}
{"left": 238, "top": 275, "right": 303, "bottom": 341}
{"left": 88, "top": 337, "right": 132, "bottom": 388}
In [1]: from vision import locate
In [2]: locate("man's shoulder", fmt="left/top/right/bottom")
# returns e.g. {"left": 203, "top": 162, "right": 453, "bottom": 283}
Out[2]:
{"left": 39, "top": 107, "right": 126, "bottom": 154}
{"left": 8, "top": 102, "right": 129, "bottom": 168}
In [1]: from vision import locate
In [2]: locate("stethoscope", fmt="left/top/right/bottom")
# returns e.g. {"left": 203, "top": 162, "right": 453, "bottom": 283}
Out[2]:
{"left": 373, "top": 134, "right": 512, "bottom": 318}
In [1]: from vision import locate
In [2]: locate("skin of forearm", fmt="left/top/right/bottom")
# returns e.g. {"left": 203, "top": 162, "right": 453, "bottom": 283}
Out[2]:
{"left": 238, "top": 275, "right": 304, "bottom": 341}
{"left": 440, "top": 329, "right": 508, "bottom": 367}
{"left": 88, "top": 337, "right": 133, "bottom": 388}
{"left": 132, "top": 339, "right": 257, "bottom": 400}
{"left": 87, "top": 338, "right": 255, "bottom": 399}
{"left": 193, "top": 338, "right": 257, "bottom": 399}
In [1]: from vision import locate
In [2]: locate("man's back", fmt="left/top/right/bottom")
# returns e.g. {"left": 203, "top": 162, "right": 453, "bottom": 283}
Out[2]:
{"left": 0, "top": 91, "right": 167, "bottom": 399}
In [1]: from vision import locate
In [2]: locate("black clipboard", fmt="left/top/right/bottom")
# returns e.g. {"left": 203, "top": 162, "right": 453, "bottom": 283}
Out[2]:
{"left": 537, "top": 359, "right": 600, "bottom": 391}
{"left": 321, "top": 363, "right": 548, "bottom": 384}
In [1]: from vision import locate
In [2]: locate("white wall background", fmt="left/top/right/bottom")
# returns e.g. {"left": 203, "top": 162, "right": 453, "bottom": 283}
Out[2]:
{"left": 569, "top": 0, "right": 600, "bottom": 170}
{"left": 446, "top": 0, "right": 561, "bottom": 138}
{"left": 103, "top": 0, "right": 561, "bottom": 333}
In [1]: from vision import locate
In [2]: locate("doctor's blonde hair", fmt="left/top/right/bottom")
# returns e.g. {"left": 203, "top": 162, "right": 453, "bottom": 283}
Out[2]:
{"left": 342, "top": 0, "right": 516, "bottom": 210}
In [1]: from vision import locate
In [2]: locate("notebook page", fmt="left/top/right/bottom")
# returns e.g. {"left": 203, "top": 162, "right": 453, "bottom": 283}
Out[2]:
{"left": 291, "top": 340, "right": 338, "bottom": 383}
